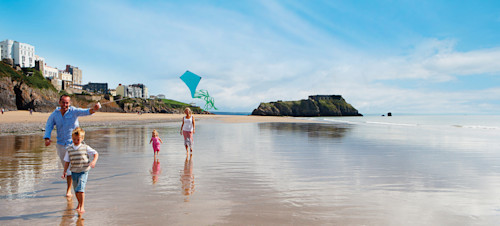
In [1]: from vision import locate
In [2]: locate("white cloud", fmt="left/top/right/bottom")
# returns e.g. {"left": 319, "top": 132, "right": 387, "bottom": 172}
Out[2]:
{"left": 69, "top": 1, "right": 500, "bottom": 114}
{"left": 425, "top": 48, "right": 500, "bottom": 76}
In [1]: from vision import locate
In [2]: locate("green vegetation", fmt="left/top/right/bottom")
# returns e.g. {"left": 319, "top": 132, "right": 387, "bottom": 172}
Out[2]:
{"left": 121, "top": 98, "right": 136, "bottom": 104}
{"left": 253, "top": 96, "right": 362, "bottom": 116}
{"left": 22, "top": 68, "right": 56, "bottom": 90}
{"left": 113, "top": 97, "right": 204, "bottom": 113}
{"left": 0, "top": 62, "right": 22, "bottom": 79}
{"left": 0, "top": 62, "right": 56, "bottom": 91}
{"left": 59, "top": 90, "right": 70, "bottom": 96}
{"left": 161, "top": 98, "right": 192, "bottom": 109}
{"left": 318, "top": 99, "right": 341, "bottom": 114}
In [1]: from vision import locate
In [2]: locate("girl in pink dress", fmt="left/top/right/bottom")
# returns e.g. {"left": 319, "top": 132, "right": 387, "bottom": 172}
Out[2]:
{"left": 149, "top": 129, "right": 163, "bottom": 157}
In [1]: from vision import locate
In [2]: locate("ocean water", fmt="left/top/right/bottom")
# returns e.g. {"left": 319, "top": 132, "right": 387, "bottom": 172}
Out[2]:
{"left": 212, "top": 111, "right": 251, "bottom": 115}
{"left": 1, "top": 115, "right": 500, "bottom": 225}
{"left": 309, "top": 115, "right": 500, "bottom": 130}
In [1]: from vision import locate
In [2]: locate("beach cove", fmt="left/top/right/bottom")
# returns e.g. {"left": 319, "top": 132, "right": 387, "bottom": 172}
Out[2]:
{"left": 1, "top": 113, "right": 500, "bottom": 225}
{"left": 0, "top": 111, "right": 307, "bottom": 135}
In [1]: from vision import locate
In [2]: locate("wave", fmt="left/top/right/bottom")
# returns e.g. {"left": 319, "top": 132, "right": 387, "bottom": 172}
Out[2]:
{"left": 306, "top": 116, "right": 500, "bottom": 131}
{"left": 365, "top": 121, "right": 418, "bottom": 127}
{"left": 311, "top": 118, "right": 418, "bottom": 127}
{"left": 461, "top": 125, "right": 500, "bottom": 130}
{"left": 312, "top": 118, "right": 363, "bottom": 125}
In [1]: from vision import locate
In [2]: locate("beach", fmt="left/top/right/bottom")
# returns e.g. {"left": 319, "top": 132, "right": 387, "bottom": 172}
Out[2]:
{"left": 1, "top": 113, "right": 500, "bottom": 225}
{"left": 0, "top": 110, "right": 311, "bottom": 135}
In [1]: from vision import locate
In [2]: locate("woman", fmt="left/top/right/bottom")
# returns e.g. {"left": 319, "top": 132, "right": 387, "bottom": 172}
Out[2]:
{"left": 180, "top": 108, "right": 195, "bottom": 153}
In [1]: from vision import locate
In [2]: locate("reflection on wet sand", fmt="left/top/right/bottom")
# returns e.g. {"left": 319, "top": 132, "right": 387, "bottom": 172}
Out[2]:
{"left": 180, "top": 154, "right": 194, "bottom": 201}
{"left": 0, "top": 134, "right": 59, "bottom": 198}
{"left": 83, "top": 126, "right": 149, "bottom": 154}
{"left": 258, "top": 122, "right": 350, "bottom": 138}
{"left": 59, "top": 198, "right": 76, "bottom": 226}
{"left": 150, "top": 156, "right": 161, "bottom": 184}
{"left": 76, "top": 217, "right": 84, "bottom": 226}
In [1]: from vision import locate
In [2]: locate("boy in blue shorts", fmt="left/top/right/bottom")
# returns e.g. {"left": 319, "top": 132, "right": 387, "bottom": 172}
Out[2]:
{"left": 62, "top": 127, "right": 99, "bottom": 215}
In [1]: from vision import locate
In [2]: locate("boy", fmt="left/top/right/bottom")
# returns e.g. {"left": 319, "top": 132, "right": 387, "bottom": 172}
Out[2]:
{"left": 62, "top": 127, "right": 99, "bottom": 215}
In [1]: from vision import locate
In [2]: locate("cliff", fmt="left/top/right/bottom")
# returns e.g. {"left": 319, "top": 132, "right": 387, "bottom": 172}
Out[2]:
{"left": 0, "top": 62, "right": 58, "bottom": 112}
{"left": 63, "top": 95, "right": 206, "bottom": 114}
{"left": 0, "top": 62, "right": 206, "bottom": 114}
{"left": 252, "top": 95, "right": 362, "bottom": 117}
{"left": 116, "top": 98, "right": 206, "bottom": 114}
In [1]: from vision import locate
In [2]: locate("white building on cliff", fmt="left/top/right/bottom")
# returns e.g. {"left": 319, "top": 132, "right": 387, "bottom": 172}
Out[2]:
{"left": 0, "top": 39, "right": 36, "bottom": 68}
{"left": 116, "top": 83, "right": 148, "bottom": 98}
{"left": 58, "top": 70, "right": 72, "bottom": 81}
{"left": 43, "top": 65, "right": 58, "bottom": 79}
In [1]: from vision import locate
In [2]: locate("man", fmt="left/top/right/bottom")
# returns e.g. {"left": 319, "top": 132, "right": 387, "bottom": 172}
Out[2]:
{"left": 44, "top": 94, "right": 101, "bottom": 197}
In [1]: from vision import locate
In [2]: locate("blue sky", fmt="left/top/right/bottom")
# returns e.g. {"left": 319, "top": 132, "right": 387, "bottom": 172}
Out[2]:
{"left": 1, "top": 0, "right": 500, "bottom": 114}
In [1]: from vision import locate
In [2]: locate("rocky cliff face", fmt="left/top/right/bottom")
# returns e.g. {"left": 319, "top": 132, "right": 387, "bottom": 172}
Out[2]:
{"left": 0, "top": 77, "right": 17, "bottom": 110}
{"left": 118, "top": 98, "right": 207, "bottom": 114}
{"left": 0, "top": 76, "right": 58, "bottom": 112}
{"left": 252, "top": 95, "right": 362, "bottom": 117}
{"left": 68, "top": 95, "right": 124, "bottom": 113}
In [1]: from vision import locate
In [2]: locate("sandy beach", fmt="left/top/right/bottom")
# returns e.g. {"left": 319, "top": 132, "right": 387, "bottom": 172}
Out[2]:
{"left": 1, "top": 115, "right": 500, "bottom": 225}
{"left": 0, "top": 110, "right": 311, "bottom": 135}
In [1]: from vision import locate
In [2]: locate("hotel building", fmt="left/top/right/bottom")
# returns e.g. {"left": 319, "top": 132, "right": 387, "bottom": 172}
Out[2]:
{"left": 0, "top": 39, "right": 36, "bottom": 68}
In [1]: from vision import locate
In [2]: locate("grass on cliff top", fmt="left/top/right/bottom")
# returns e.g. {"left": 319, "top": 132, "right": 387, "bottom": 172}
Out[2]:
{"left": 161, "top": 99, "right": 191, "bottom": 108}
{"left": 0, "top": 62, "right": 56, "bottom": 91}
{"left": 120, "top": 98, "right": 195, "bottom": 109}
{"left": 162, "top": 99, "right": 206, "bottom": 113}
{"left": 0, "top": 62, "right": 22, "bottom": 79}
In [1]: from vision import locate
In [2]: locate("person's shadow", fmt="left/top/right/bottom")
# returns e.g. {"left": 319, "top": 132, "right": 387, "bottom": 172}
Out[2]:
{"left": 150, "top": 156, "right": 161, "bottom": 184}
{"left": 180, "top": 154, "right": 195, "bottom": 201}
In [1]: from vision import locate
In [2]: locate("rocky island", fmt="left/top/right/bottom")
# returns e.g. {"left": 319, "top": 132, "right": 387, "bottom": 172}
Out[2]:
{"left": 252, "top": 95, "right": 362, "bottom": 117}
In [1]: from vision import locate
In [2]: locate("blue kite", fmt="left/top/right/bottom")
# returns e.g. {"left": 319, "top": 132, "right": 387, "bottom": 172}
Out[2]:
{"left": 180, "top": 71, "right": 217, "bottom": 111}
{"left": 180, "top": 71, "right": 201, "bottom": 98}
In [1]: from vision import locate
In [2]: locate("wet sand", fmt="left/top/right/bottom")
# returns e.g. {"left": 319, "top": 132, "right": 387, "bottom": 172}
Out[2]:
{"left": 1, "top": 117, "right": 500, "bottom": 225}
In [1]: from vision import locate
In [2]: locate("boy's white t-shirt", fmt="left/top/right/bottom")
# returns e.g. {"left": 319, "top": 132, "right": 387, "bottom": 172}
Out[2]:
{"left": 63, "top": 144, "right": 98, "bottom": 162}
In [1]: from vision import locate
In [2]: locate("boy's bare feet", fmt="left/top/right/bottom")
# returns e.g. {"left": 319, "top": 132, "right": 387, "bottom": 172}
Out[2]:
{"left": 76, "top": 206, "right": 85, "bottom": 215}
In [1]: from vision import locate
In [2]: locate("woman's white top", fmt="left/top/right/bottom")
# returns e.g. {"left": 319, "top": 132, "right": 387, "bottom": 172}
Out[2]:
{"left": 182, "top": 116, "right": 194, "bottom": 132}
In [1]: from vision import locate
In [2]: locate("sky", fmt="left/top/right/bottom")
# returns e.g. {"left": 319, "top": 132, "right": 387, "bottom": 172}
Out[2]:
{"left": 1, "top": 0, "right": 500, "bottom": 114}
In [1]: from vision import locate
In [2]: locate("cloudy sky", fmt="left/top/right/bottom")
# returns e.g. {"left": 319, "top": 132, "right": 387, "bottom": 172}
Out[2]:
{"left": 1, "top": 0, "right": 500, "bottom": 114}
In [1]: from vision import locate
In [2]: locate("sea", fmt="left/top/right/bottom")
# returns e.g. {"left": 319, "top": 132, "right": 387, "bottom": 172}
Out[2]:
{"left": 212, "top": 111, "right": 251, "bottom": 115}
{"left": 1, "top": 115, "right": 500, "bottom": 225}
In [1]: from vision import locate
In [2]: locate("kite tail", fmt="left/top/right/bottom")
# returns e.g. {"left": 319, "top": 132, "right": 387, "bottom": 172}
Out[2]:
{"left": 194, "top": 89, "right": 218, "bottom": 111}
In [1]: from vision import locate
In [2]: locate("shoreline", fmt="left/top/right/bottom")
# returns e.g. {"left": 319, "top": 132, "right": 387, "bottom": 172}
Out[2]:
{"left": 0, "top": 110, "right": 315, "bottom": 136}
